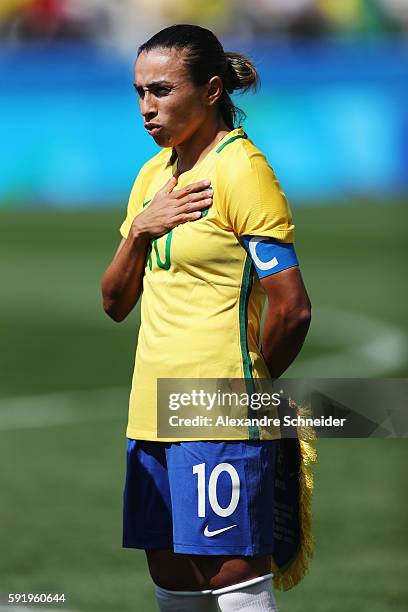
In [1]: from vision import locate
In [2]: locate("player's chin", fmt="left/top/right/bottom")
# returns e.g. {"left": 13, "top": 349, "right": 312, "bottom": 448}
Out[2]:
{"left": 151, "top": 130, "right": 171, "bottom": 148}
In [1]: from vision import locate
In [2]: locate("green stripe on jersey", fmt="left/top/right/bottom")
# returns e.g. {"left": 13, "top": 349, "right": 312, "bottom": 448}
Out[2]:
{"left": 238, "top": 255, "right": 260, "bottom": 440}
{"left": 239, "top": 255, "right": 253, "bottom": 379}
{"left": 216, "top": 132, "right": 248, "bottom": 154}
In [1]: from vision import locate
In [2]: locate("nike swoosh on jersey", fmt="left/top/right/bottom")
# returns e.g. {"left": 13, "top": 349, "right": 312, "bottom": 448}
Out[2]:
{"left": 203, "top": 524, "right": 237, "bottom": 537}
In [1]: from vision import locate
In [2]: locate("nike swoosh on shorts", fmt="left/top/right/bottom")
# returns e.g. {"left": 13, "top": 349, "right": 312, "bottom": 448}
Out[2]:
{"left": 203, "top": 524, "right": 237, "bottom": 537}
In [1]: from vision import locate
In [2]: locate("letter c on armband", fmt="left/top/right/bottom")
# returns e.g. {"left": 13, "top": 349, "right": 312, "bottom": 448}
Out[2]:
{"left": 242, "top": 235, "right": 299, "bottom": 279}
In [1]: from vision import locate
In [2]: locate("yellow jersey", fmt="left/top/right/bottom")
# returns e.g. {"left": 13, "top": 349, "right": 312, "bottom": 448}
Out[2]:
{"left": 120, "top": 127, "right": 294, "bottom": 441}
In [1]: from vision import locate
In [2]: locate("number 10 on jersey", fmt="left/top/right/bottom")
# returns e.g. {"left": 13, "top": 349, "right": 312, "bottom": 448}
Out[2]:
{"left": 193, "top": 462, "right": 240, "bottom": 517}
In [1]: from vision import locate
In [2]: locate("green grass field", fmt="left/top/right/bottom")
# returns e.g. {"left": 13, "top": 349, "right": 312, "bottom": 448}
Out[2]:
{"left": 0, "top": 203, "right": 407, "bottom": 611}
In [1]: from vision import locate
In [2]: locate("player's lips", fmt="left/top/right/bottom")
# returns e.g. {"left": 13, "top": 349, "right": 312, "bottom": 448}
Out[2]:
{"left": 145, "top": 123, "right": 162, "bottom": 136}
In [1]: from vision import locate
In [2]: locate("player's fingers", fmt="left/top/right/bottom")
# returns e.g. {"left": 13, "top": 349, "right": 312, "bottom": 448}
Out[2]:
{"left": 176, "top": 190, "right": 213, "bottom": 207}
{"left": 178, "top": 197, "right": 212, "bottom": 213}
{"left": 173, "top": 211, "right": 203, "bottom": 224}
{"left": 162, "top": 174, "right": 179, "bottom": 194}
{"left": 173, "top": 179, "right": 211, "bottom": 198}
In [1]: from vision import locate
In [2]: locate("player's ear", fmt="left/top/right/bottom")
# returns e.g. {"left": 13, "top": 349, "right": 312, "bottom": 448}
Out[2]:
{"left": 206, "top": 76, "right": 223, "bottom": 106}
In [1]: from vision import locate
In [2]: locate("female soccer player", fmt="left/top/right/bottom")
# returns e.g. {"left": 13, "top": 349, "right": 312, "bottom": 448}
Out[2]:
{"left": 102, "top": 24, "right": 312, "bottom": 612}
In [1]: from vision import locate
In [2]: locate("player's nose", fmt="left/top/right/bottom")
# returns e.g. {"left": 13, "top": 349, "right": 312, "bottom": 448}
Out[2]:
{"left": 140, "top": 93, "right": 158, "bottom": 121}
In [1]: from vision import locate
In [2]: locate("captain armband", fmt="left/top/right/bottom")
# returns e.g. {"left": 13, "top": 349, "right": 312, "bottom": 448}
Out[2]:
{"left": 242, "top": 235, "right": 299, "bottom": 279}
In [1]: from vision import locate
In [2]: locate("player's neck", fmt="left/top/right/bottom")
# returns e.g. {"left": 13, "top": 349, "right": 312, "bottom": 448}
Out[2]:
{"left": 175, "top": 116, "right": 230, "bottom": 174}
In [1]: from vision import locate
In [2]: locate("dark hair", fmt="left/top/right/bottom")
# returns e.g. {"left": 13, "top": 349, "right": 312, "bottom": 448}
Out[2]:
{"left": 138, "top": 24, "right": 259, "bottom": 130}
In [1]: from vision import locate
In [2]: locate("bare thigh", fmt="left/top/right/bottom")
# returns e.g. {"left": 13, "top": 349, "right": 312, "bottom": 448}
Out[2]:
{"left": 145, "top": 548, "right": 271, "bottom": 591}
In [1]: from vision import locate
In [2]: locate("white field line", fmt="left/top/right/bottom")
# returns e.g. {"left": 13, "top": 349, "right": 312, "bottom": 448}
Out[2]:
{"left": 0, "top": 387, "right": 127, "bottom": 432}
{"left": 0, "top": 309, "right": 406, "bottom": 431}
{"left": 289, "top": 307, "right": 407, "bottom": 377}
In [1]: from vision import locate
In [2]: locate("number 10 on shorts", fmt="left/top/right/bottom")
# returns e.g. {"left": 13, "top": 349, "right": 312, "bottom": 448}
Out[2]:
{"left": 193, "top": 462, "right": 240, "bottom": 517}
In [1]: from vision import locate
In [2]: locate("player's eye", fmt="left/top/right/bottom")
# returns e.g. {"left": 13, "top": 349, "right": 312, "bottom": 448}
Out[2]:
{"left": 153, "top": 87, "right": 171, "bottom": 97}
{"left": 135, "top": 86, "right": 145, "bottom": 99}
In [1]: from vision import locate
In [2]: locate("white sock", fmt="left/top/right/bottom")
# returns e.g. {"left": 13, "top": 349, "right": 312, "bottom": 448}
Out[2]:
{"left": 154, "top": 584, "right": 217, "bottom": 611}
{"left": 214, "top": 573, "right": 278, "bottom": 611}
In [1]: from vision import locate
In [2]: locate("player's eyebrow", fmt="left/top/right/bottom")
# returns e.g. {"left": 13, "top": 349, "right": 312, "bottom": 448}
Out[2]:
{"left": 133, "top": 80, "right": 172, "bottom": 91}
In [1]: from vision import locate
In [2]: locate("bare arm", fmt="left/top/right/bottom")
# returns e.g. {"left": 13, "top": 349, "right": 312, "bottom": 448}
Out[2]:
{"left": 261, "top": 267, "right": 311, "bottom": 378}
{"left": 101, "top": 232, "right": 150, "bottom": 322}
{"left": 101, "top": 175, "right": 213, "bottom": 322}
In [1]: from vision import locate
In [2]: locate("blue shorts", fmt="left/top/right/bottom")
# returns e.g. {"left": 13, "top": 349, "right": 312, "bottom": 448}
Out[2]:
{"left": 123, "top": 439, "right": 283, "bottom": 556}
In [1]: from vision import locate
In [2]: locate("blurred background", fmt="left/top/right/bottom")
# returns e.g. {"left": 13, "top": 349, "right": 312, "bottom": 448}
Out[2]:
{"left": 0, "top": 1, "right": 407, "bottom": 611}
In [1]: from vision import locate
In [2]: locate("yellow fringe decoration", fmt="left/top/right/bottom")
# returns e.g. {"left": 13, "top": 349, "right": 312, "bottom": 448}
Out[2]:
{"left": 271, "top": 401, "right": 317, "bottom": 591}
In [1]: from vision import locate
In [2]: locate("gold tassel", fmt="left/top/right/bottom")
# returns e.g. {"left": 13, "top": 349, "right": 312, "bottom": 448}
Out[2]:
{"left": 271, "top": 401, "right": 317, "bottom": 591}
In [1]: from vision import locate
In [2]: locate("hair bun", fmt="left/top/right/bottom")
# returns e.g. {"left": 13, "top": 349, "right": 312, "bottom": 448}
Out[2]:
{"left": 224, "top": 52, "right": 260, "bottom": 94}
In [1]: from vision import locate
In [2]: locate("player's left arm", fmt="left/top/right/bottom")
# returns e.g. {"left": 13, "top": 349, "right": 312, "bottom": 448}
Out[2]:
{"left": 261, "top": 265, "right": 311, "bottom": 379}
{"left": 219, "top": 150, "right": 311, "bottom": 375}
{"left": 242, "top": 235, "right": 311, "bottom": 378}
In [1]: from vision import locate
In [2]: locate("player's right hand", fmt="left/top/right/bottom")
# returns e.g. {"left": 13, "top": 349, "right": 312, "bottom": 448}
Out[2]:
{"left": 130, "top": 175, "right": 213, "bottom": 239}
